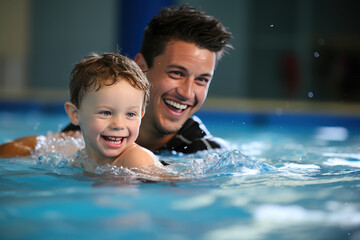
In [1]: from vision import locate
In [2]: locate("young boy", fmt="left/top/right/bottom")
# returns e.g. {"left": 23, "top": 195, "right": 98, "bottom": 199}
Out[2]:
{"left": 64, "top": 53, "right": 161, "bottom": 172}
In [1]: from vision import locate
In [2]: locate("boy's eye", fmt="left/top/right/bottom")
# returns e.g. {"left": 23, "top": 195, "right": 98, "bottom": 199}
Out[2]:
{"left": 126, "top": 112, "right": 136, "bottom": 118}
{"left": 100, "top": 111, "right": 111, "bottom": 117}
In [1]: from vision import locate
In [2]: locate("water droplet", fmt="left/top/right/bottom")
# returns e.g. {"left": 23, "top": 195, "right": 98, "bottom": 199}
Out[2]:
{"left": 270, "top": 24, "right": 274, "bottom": 28}
{"left": 275, "top": 108, "right": 283, "bottom": 116}
{"left": 318, "top": 38, "right": 325, "bottom": 45}
{"left": 314, "top": 52, "right": 320, "bottom": 58}
{"left": 33, "top": 122, "right": 40, "bottom": 130}
{"left": 308, "top": 92, "right": 314, "bottom": 98}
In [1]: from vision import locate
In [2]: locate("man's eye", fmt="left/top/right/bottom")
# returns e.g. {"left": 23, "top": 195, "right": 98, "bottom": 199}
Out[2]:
{"left": 197, "top": 77, "right": 209, "bottom": 82}
{"left": 196, "top": 77, "right": 210, "bottom": 85}
{"left": 168, "top": 71, "right": 183, "bottom": 79}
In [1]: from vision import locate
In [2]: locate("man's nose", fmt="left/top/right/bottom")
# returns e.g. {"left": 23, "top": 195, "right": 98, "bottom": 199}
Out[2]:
{"left": 177, "top": 77, "right": 195, "bottom": 99}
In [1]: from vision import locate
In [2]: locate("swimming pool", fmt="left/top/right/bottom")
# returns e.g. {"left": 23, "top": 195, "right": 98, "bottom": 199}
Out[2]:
{"left": 1, "top": 103, "right": 360, "bottom": 240}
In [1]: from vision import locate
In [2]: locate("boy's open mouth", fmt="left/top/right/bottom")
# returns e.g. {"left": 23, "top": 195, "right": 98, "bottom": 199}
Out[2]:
{"left": 102, "top": 136, "right": 124, "bottom": 145}
{"left": 164, "top": 99, "right": 189, "bottom": 112}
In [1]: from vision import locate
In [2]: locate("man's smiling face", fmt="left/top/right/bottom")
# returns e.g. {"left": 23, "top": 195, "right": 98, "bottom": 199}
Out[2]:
{"left": 143, "top": 40, "right": 216, "bottom": 135}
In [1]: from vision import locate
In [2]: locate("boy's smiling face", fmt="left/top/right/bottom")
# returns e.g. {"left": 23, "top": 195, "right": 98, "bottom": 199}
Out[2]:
{"left": 75, "top": 80, "right": 144, "bottom": 164}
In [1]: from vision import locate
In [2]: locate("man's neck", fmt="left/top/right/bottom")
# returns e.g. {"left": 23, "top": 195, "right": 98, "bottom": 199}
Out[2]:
{"left": 136, "top": 122, "right": 176, "bottom": 152}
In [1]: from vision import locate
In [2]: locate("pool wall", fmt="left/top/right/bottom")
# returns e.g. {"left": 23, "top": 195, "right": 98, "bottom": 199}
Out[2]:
{"left": 1, "top": 98, "right": 359, "bottom": 129}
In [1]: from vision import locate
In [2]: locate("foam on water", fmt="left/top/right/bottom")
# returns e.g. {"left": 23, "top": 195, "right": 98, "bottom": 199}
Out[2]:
{"left": 33, "top": 132, "right": 84, "bottom": 158}
{"left": 35, "top": 148, "right": 276, "bottom": 181}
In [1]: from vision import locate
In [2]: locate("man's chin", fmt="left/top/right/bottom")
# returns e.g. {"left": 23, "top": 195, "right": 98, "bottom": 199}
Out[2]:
{"left": 157, "top": 119, "right": 185, "bottom": 135}
{"left": 159, "top": 126, "right": 181, "bottom": 135}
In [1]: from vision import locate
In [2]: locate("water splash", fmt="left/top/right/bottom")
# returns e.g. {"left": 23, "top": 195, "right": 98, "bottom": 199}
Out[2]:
{"left": 37, "top": 152, "right": 70, "bottom": 168}
{"left": 173, "top": 149, "right": 276, "bottom": 178}
{"left": 36, "top": 152, "right": 79, "bottom": 175}
{"left": 33, "top": 132, "right": 84, "bottom": 158}
{"left": 35, "top": 148, "right": 276, "bottom": 181}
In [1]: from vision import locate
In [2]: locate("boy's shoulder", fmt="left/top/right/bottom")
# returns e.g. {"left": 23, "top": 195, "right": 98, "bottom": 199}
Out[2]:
{"left": 114, "top": 144, "right": 158, "bottom": 169}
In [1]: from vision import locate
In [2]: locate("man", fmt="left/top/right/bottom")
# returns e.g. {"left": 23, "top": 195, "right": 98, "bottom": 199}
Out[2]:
{"left": 0, "top": 5, "right": 233, "bottom": 157}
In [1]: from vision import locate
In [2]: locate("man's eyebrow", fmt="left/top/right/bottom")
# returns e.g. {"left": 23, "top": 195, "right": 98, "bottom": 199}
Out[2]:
{"left": 199, "top": 72, "right": 213, "bottom": 78}
{"left": 166, "top": 64, "right": 187, "bottom": 71}
{"left": 166, "top": 65, "right": 213, "bottom": 77}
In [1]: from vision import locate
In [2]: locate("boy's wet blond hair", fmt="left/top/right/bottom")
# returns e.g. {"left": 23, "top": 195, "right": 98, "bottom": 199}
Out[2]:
{"left": 69, "top": 53, "right": 150, "bottom": 109}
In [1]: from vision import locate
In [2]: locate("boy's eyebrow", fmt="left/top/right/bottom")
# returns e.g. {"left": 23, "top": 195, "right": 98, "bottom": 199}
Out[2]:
{"left": 95, "top": 105, "right": 111, "bottom": 109}
{"left": 128, "top": 106, "right": 141, "bottom": 110}
{"left": 95, "top": 106, "right": 141, "bottom": 112}
{"left": 166, "top": 64, "right": 213, "bottom": 77}
{"left": 96, "top": 105, "right": 141, "bottom": 108}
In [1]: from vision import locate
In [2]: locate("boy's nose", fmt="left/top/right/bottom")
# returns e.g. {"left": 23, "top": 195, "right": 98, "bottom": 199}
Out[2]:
{"left": 110, "top": 117, "right": 125, "bottom": 130}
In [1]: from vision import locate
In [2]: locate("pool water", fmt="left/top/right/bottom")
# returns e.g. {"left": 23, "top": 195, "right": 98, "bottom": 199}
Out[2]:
{"left": 0, "top": 109, "right": 360, "bottom": 240}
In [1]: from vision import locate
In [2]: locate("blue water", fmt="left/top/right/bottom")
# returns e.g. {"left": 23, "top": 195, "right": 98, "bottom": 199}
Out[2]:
{"left": 1, "top": 108, "right": 360, "bottom": 240}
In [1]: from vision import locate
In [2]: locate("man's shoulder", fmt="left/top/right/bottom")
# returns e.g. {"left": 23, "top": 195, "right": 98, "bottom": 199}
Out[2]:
{"left": 177, "top": 115, "right": 209, "bottom": 138}
{"left": 159, "top": 115, "right": 230, "bottom": 154}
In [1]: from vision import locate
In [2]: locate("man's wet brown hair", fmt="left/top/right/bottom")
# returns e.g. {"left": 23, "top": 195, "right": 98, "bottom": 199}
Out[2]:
{"left": 69, "top": 53, "right": 150, "bottom": 109}
{"left": 140, "top": 5, "right": 233, "bottom": 68}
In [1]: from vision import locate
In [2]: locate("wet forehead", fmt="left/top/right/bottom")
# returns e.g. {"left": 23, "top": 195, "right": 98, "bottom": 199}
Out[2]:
{"left": 159, "top": 41, "right": 216, "bottom": 75}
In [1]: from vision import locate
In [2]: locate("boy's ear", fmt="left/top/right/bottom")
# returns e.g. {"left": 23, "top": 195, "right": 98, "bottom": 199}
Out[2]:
{"left": 134, "top": 53, "right": 148, "bottom": 72}
{"left": 141, "top": 109, "right": 145, "bottom": 118}
{"left": 64, "top": 102, "right": 80, "bottom": 125}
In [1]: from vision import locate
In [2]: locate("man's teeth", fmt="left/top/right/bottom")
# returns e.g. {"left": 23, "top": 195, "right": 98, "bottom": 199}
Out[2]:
{"left": 106, "top": 136, "right": 123, "bottom": 144}
{"left": 165, "top": 99, "right": 188, "bottom": 110}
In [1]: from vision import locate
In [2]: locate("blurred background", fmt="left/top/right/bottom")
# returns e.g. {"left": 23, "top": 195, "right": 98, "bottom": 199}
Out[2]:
{"left": 1, "top": 0, "right": 359, "bottom": 114}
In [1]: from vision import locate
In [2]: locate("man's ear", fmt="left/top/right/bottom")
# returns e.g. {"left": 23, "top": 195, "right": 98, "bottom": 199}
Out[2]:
{"left": 134, "top": 53, "right": 148, "bottom": 72}
{"left": 64, "top": 102, "right": 80, "bottom": 125}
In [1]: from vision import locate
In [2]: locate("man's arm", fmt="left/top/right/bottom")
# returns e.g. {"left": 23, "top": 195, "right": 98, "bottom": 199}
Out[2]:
{"left": 0, "top": 128, "right": 81, "bottom": 158}
{"left": 0, "top": 135, "right": 38, "bottom": 157}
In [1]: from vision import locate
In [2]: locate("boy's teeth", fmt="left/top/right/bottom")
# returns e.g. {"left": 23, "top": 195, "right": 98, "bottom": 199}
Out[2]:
{"left": 108, "top": 137, "right": 120, "bottom": 140}
{"left": 105, "top": 136, "right": 123, "bottom": 144}
{"left": 165, "top": 99, "right": 187, "bottom": 110}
